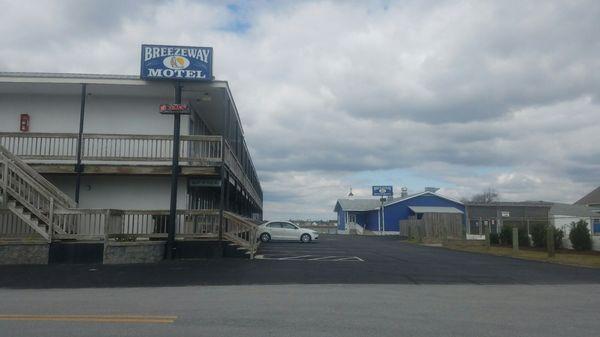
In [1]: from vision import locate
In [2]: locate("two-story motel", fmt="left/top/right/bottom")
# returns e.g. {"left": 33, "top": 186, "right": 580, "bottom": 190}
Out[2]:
{"left": 0, "top": 48, "right": 263, "bottom": 263}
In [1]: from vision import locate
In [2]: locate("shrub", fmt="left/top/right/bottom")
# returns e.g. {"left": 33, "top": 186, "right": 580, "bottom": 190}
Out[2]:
{"left": 499, "top": 226, "right": 512, "bottom": 245}
{"left": 530, "top": 223, "right": 565, "bottom": 249}
{"left": 530, "top": 223, "right": 547, "bottom": 248}
{"left": 498, "top": 225, "right": 529, "bottom": 247}
{"left": 554, "top": 228, "right": 565, "bottom": 250}
{"left": 569, "top": 220, "right": 592, "bottom": 251}
{"left": 489, "top": 232, "right": 499, "bottom": 245}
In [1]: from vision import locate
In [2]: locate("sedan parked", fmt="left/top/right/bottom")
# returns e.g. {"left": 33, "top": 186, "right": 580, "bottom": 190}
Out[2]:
{"left": 258, "top": 221, "right": 319, "bottom": 243}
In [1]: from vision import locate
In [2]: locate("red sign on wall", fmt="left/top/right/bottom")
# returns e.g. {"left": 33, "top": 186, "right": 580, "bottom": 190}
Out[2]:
{"left": 19, "top": 114, "right": 30, "bottom": 132}
{"left": 159, "top": 104, "right": 190, "bottom": 115}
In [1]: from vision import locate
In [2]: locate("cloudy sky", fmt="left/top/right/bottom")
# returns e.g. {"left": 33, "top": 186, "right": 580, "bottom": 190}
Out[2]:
{"left": 1, "top": 0, "right": 599, "bottom": 220}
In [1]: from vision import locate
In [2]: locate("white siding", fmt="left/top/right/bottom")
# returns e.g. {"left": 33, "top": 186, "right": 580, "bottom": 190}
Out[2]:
{"left": 0, "top": 93, "right": 190, "bottom": 135}
{"left": 46, "top": 175, "right": 187, "bottom": 210}
{"left": 553, "top": 215, "right": 600, "bottom": 251}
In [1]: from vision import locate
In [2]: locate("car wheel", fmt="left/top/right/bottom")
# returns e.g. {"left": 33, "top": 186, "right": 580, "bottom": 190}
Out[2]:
{"left": 301, "top": 233, "right": 311, "bottom": 243}
{"left": 260, "top": 233, "right": 271, "bottom": 242}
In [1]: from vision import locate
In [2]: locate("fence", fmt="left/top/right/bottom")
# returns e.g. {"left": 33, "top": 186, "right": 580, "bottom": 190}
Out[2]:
{"left": 400, "top": 213, "right": 464, "bottom": 242}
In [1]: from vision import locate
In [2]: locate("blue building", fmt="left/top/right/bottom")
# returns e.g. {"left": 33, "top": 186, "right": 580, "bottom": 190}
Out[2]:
{"left": 334, "top": 190, "right": 465, "bottom": 235}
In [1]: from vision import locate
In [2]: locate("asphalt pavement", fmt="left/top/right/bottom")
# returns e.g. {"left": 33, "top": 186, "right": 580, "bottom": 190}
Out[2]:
{"left": 1, "top": 235, "right": 600, "bottom": 289}
{"left": 1, "top": 284, "right": 599, "bottom": 337}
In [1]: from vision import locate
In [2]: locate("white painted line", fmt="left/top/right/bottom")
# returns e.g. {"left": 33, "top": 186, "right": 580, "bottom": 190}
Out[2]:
{"left": 278, "top": 255, "right": 314, "bottom": 260}
{"left": 307, "top": 256, "right": 340, "bottom": 261}
{"left": 333, "top": 256, "right": 364, "bottom": 262}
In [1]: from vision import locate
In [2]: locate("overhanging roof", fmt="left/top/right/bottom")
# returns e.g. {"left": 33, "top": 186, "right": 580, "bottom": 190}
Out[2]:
{"left": 408, "top": 206, "right": 464, "bottom": 214}
{"left": 550, "top": 203, "right": 597, "bottom": 217}
{"left": 334, "top": 199, "right": 381, "bottom": 212}
{"left": 575, "top": 186, "right": 600, "bottom": 206}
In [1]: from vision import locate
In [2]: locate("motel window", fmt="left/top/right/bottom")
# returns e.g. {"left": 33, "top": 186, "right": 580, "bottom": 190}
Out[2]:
{"left": 593, "top": 219, "right": 600, "bottom": 235}
{"left": 490, "top": 219, "right": 498, "bottom": 234}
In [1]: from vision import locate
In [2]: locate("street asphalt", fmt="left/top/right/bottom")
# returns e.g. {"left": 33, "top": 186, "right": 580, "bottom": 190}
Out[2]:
{"left": 1, "top": 284, "right": 599, "bottom": 337}
{"left": 1, "top": 235, "right": 600, "bottom": 288}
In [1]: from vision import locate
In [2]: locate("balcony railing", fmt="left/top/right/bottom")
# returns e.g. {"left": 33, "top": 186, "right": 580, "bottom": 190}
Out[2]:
{"left": 0, "top": 132, "right": 261, "bottom": 205}
{"left": 0, "top": 208, "right": 260, "bottom": 257}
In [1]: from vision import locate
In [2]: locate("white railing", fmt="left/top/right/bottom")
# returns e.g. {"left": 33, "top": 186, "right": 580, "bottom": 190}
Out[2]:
{"left": 50, "top": 209, "right": 221, "bottom": 241}
{"left": 223, "top": 211, "right": 259, "bottom": 258}
{"left": 223, "top": 140, "right": 261, "bottom": 209}
{"left": 0, "top": 132, "right": 223, "bottom": 164}
{"left": 0, "top": 132, "right": 262, "bottom": 206}
{"left": 0, "top": 144, "right": 76, "bottom": 208}
{"left": 0, "top": 209, "right": 36, "bottom": 238}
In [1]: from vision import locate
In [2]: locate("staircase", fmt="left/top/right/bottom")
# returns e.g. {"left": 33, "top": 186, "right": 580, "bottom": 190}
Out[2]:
{"left": 223, "top": 211, "right": 260, "bottom": 258}
{"left": 0, "top": 144, "right": 77, "bottom": 242}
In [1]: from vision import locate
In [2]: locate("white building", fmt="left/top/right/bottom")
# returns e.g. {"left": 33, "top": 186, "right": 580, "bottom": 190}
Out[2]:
{"left": 0, "top": 72, "right": 262, "bottom": 257}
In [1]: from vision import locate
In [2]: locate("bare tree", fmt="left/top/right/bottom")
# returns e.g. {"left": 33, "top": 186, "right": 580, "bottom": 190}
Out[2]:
{"left": 470, "top": 188, "right": 499, "bottom": 203}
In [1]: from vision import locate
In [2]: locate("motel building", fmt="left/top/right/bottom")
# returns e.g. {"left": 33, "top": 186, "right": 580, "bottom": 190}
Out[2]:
{"left": 0, "top": 45, "right": 263, "bottom": 264}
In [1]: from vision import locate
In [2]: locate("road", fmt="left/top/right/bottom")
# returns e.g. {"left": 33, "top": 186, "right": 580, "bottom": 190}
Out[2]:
{"left": 1, "top": 284, "right": 599, "bottom": 337}
{"left": 2, "top": 235, "right": 600, "bottom": 336}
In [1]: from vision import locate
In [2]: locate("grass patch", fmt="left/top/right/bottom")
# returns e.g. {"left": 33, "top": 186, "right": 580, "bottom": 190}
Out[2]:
{"left": 444, "top": 244, "right": 600, "bottom": 269}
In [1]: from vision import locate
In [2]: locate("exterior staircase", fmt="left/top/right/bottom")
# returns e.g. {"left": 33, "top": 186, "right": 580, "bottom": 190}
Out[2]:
{"left": 0, "top": 144, "right": 77, "bottom": 242}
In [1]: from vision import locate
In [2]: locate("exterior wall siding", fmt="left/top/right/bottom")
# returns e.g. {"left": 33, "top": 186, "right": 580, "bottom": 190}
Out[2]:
{"left": 337, "top": 210, "right": 346, "bottom": 230}
{"left": 45, "top": 175, "right": 187, "bottom": 210}
{"left": 385, "top": 194, "right": 465, "bottom": 232}
{"left": 0, "top": 93, "right": 190, "bottom": 135}
{"left": 365, "top": 210, "right": 380, "bottom": 231}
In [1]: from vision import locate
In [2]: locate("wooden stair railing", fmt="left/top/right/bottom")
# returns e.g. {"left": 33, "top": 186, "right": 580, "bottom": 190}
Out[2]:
{"left": 0, "top": 144, "right": 76, "bottom": 241}
{"left": 222, "top": 211, "right": 260, "bottom": 259}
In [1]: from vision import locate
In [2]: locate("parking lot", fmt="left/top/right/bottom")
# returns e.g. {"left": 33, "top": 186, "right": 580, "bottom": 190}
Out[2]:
{"left": 256, "top": 235, "right": 365, "bottom": 261}
{"left": 2, "top": 234, "right": 600, "bottom": 288}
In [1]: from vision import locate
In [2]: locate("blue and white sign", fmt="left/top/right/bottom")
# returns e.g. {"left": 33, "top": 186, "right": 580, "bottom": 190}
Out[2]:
{"left": 140, "top": 44, "right": 213, "bottom": 81}
{"left": 372, "top": 186, "right": 393, "bottom": 197}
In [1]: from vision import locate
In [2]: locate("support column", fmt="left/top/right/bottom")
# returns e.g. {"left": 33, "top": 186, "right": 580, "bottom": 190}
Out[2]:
{"left": 165, "top": 82, "right": 182, "bottom": 260}
{"left": 74, "top": 83, "right": 87, "bottom": 204}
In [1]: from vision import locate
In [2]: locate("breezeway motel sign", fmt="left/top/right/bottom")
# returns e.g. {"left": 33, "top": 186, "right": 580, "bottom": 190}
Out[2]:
{"left": 372, "top": 186, "right": 393, "bottom": 197}
{"left": 140, "top": 44, "right": 213, "bottom": 81}
{"left": 141, "top": 44, "right": 213, "bottom": 259}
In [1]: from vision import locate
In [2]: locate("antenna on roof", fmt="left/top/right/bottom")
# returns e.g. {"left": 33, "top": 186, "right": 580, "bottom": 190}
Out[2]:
{"left": 348, "top": 187, "right": 354, "bottom": 198}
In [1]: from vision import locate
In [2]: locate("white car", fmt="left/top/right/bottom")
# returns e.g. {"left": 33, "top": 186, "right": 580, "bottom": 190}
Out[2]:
{"left": 258, "top": 221, "right": 319, "bottom": 243}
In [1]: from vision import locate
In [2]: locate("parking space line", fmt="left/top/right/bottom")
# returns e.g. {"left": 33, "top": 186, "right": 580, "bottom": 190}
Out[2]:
{"left": 278, "top": 255, "right": 314, "bottom": 260}
{"left": 307, "top": 256, "right": 339, "bottom": 261}
{"left": 255, "top": 254, "right": 364, "bottom": 262}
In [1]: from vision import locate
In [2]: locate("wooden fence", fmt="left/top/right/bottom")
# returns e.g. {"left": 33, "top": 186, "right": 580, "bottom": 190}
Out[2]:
{"left": 399, "top": 213, "right": 464, "bottom": 242}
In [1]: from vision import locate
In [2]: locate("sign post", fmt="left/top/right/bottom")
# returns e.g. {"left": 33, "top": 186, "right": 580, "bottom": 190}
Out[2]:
{"left": 142, "top": 44, "right": 212, "bottom": 259}
{"left": 372, "top": 186, "right": 393, "bottom": 235}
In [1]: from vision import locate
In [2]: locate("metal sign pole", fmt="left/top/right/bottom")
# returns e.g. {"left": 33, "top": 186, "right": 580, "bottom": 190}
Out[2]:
{"left": 74, "top": 83, "right": 87, "bottom": 204}
{"left": 166, "top": 82, "right": 182, "bottom": 260}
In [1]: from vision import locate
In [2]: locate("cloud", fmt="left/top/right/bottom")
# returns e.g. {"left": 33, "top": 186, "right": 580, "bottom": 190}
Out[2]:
{"left": 1, "top": 0, "right": 598, "bottom": 219}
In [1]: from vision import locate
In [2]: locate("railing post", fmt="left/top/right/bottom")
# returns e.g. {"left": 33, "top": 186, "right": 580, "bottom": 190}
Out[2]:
{"left": 48, "top": 197, "right": 54, "bottom": 242}
{"left": 104, "top": 209, "right": 111, "bottom": 243}
{"left": 1, "top": 159, "right": 7, "bottom": 208}
{"left": 250, "top": 227, "right": 256, "bottom": 260}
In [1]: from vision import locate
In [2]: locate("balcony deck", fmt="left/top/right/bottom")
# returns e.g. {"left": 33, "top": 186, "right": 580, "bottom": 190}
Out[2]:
{"left": 0, "top": 132, "right": 262, "bottom": 206}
